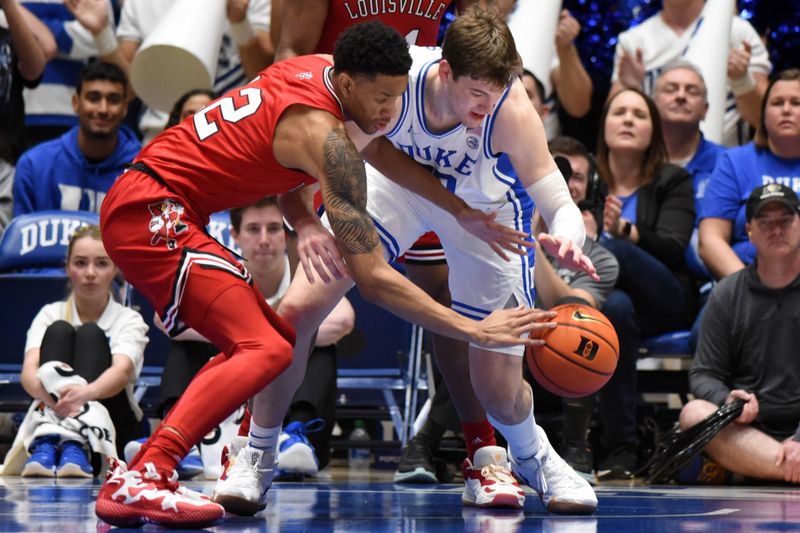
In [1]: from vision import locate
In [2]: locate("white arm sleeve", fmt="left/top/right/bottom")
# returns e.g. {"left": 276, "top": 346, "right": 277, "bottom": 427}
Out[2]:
{"left": 526, "top": 169, "right": 586, "bottom": 248}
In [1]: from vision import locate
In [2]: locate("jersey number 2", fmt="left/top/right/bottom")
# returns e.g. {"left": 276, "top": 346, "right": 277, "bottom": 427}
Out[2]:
{"left": 194, "top": 87, "right": 263, "bottom": 141}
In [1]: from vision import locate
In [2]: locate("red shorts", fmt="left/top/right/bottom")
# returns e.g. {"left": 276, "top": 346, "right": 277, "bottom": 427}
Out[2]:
{"left": 398, "top": 231, "right": 446, "bottom": 265}
{"left": 100, "top": 169, "right": 291, "bottom": 339}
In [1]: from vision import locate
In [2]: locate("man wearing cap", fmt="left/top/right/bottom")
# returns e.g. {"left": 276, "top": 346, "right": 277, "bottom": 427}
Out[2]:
{"left": 678, "top": 183, "right": 800, "bottom": 484}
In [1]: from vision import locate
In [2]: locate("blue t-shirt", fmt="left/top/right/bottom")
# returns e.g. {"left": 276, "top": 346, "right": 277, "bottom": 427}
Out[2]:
{"left": 601, "top": 191, "right": 638, "bottom": 242}
{"left": 688, "top": 135, "right": 726, "bottom": 203}
{"left": 619, "top": 191, "right": 638, "bottom": 224}
{"left": 698, "top": 143, "right": 800, "bottom": 265}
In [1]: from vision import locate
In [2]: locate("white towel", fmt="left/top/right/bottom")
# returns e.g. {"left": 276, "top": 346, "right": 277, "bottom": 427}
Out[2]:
{"left": 1, "top": 361, "right": 118, "bottom": 475}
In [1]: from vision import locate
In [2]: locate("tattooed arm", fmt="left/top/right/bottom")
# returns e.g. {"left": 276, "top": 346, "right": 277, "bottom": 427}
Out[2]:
{"left": 273, "top": 107, "right": 546, "bottom": 348}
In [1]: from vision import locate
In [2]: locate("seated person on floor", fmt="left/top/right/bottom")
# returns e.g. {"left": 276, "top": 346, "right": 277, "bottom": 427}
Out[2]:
{"left": 16, "top": 224, "right": 149, "bottom": 478}
{"left": 679, "top": 184, "right": 800, "bottom": 485}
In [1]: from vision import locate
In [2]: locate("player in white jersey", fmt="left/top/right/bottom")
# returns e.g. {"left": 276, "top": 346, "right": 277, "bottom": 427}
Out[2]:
{"left": 215, "top": 11, "right": 599, "bottom": 514}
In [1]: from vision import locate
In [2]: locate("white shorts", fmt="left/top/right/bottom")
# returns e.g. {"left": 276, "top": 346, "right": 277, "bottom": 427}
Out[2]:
{"left": 323, "top": 164, "right": 536, "bottom": 356}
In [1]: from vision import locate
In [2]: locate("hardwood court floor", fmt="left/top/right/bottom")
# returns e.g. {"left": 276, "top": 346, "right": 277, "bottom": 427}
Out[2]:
{"left": 1, "top": 466, "right": 799, "bottom": 532}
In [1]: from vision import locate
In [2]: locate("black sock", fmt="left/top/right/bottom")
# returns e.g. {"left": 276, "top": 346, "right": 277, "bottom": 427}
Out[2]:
{"left": 562, "top": 394, "right": 595, "bottom": 445}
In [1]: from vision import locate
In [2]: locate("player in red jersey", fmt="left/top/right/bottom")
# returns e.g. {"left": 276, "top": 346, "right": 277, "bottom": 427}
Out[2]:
{"left": 94, "top": 22, "right": 540, "bottom": 528}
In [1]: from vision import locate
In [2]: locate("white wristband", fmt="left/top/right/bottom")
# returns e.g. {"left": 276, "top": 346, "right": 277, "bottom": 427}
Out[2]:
{"left": 526, "top": 169, "right": 586, "bottom": 248}
{"left": 729, "top": 72, "right": 757, "bottom": 96}
{"left": 93, "top": 24, "right": 118, "bottom": 56}
{"left": 229, "top": 18, "right": 256, "bottom": 46}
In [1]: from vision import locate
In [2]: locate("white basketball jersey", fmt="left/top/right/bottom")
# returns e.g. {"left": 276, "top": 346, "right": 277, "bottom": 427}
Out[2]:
{"left": 385, "top": 47, "right": 526, "bottom": 211}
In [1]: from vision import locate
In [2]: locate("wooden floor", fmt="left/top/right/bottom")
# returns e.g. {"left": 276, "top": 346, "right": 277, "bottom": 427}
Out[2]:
{"left": 1, "top": 464, "right": 800, "bottom": 532}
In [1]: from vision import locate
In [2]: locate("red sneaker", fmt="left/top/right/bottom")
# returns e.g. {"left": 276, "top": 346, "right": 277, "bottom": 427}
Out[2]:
{"left": 95, "top": 458, "right": 225, "bottom": 528}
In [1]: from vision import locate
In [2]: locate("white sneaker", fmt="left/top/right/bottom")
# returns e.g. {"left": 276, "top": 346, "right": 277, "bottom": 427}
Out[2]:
{"left": 462, "top": 446, "right": 525, "bottom": 509}
{"left": 510, "top": 426, "right": 597, "bottom": 514}
{"left": 212, "top": 445, "right": 274, "bottom": 516}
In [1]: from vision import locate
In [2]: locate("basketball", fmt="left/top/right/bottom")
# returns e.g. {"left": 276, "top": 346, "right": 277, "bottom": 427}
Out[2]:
{"left": 526, "top": 303, "right": 619, "bottom": 398}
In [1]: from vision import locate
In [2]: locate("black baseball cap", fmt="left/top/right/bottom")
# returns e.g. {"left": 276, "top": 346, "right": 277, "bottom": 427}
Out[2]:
{"left": 745, "top": 183, "right": 800, "bottom": 222}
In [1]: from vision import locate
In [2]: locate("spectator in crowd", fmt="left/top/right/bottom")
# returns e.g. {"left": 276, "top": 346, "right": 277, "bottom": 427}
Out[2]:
{"left": 653, "top": 59, "right": 726, "bottom": 284}
{"left": 699, "top": 69, "right": 800, "bottom": 280}
{"left": 164, "top": 89, "right": 214, "bottom": 129}
{"left": 653, "top": 60, "right": 726, "bottom": 201}
{"left": 65, "top": 0, "right": 275, "bottom": 141}
{"left": 506, "top": 5, "right": 593, "bottom": 140}
{"left": 12, "top": 60, "right": 139, "bottom": 216}
{"left": 543, "top": 137, "right": 616, "bottom": 483}
{"left": 680, "top": 183, "right": 800, "bottom": 485}
{"left": 230, "top": 198, "right": 354, "bottom": 478}
{"left": 19, "top": 224, "right": 149, "bottom": 476}
{"left": 0, "top": 0, "right": 55, "bottom": 231}
{"left": 595, "top": 88, "right": 696, "bottom": 479}
{"left": 611, "top": 0, "right": 771, "bottom": 146}
{"left": 550, "top": 136, "right": 604, "bottom": 239}
{"left": 20, "top": 0, "right": 116, "bottom": 146}
{"left": 521, "top": 69, "right": 548, "bottom": 121}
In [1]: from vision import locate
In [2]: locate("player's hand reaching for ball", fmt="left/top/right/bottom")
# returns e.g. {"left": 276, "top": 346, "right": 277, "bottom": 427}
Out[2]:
{"left": 457, "top": 207, "right": 534, "bottom": 261}
{"left": 537, "top": 233, "right": 598, "bottom": 280}
{"left": 472, "top": 307, "right": 556, "bottom": 348}
{"left": 294, "top": 218, "right": 348, "bottom": 284}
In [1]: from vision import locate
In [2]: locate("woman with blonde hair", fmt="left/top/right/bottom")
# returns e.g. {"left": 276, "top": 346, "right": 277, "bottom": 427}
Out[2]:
{"left": 19, "top": 225, "right": 148, "bottom": 477}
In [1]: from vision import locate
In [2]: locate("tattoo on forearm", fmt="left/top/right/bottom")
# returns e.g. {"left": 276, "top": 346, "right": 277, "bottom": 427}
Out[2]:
{"left": 323, "top": 128, "right": 379, "bottom": 254}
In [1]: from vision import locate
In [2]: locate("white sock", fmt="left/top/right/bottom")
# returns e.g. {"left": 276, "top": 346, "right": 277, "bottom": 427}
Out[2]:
{"left": 249, "top": 421, "right": 281, "bottom": 454}
{"left": 488, "top": 398, "right": 540, "bottom": 461}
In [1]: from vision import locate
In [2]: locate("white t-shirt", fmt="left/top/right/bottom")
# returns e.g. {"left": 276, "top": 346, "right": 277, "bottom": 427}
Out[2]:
{"left": 612, "top": 11, "right": 771, "bottom": 147}
{"left": 264, "top": 256, "right": 291, "bottom": 308}
{"left": 117, "top": 0, "right": 271, "bottom": 138}
{"left": 25, "top": 296, "right": 149, "bottom": 418}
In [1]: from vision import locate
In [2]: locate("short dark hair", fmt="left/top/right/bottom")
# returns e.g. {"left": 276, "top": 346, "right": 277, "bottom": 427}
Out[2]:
{"left": 521, "top": 69, "right": 545, "bottom": 103}
{"left": 333, "top": 21, "right": 412, "bottom": 78}
{"left": 229, "top": 196, "right": 280, "bottom": 233}
{"left": 167, "top": 88, "right": 216, "bottom": 129}
{"left": 548, "top": 136, "right": 591, "bottom": 162}
{"left": 76, "top": 60, "right": 128, "bottom": 95}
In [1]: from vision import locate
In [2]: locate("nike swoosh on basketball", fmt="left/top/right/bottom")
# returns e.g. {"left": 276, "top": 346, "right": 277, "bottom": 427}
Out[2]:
{"left": 572, "top": 310, "right": 605, "bottom": 324}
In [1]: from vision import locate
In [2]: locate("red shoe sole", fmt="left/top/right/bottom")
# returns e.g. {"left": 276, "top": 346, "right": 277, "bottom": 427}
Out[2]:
{"left": 96, "top": 498, "right": 224, "bottom": 528}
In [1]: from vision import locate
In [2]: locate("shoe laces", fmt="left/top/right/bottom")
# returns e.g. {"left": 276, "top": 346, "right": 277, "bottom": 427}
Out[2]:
{"left": 477, "top": 463, "right": 518, "bottom": 485}
{"left": 228, "top": 450, "right": 263, "bottom": 484}
{"left": 142, "top": 462, "right": 180, "bottom": 492}
{"left": 60, "top": 441, "right": 87, "bottom": 462}
{"left": 284, "top": 419, "right": 325, "bottom": 438}
{"left": 543, "top": 450, "right": 587, "bottom": 491}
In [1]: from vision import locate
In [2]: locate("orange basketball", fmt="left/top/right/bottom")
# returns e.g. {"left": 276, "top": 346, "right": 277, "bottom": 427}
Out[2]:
{"left": 526, "top": 303, "right": 619, "bottom": 398}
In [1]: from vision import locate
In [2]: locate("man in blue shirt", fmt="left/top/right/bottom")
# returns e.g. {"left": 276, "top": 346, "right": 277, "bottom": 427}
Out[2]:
{"left": 12, "top": 60, "right": 140, "bottom": 215}
{"left": 654, "top": 59, "right": 725, "bottom": 282}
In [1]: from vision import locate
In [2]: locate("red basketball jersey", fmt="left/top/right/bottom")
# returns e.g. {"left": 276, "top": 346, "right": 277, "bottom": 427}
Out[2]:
{"left": 134, "top": 55, "right": 343, "bottom": 218}
{"left": 315, "top": 0, "right": 453, "bottom": 53}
